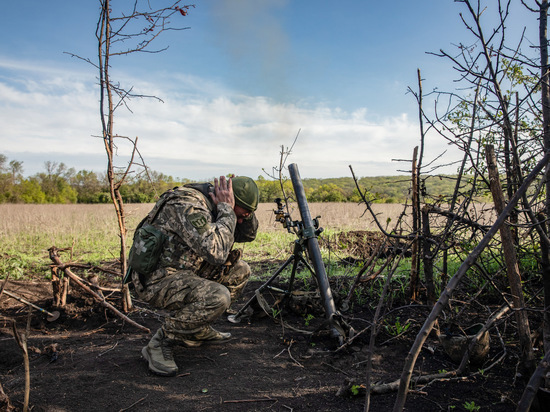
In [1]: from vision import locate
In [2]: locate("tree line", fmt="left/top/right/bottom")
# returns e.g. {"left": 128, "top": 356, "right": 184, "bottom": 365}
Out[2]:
{"left": 0, "top": 154, "right": 469, "bottom": 204}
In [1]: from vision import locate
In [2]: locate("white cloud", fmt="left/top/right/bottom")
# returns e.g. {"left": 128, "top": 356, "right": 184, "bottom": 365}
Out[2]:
{"left": 0, "top": 59, "right": 462, "bottom": 180}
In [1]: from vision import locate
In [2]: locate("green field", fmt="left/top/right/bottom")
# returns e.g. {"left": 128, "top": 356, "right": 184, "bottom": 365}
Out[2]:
{"left": 0, "top": 202, "right": 402, "bottom": 280}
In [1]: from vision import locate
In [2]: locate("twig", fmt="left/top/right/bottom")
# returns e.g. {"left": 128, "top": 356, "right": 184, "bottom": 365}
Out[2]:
{"left": 335, "top": 323, "right": 372, "bottom": 353}
{"left": 365, "top": 252, "right": 405, "bottom": 411}
{"left": 223, "top": 397, "right": 275, "bottom": 404}
{"left": 0, "top": 273, "right": 10, "bottom": 298}
{"left": 118, "top": 395, "right": 148, "bottom": 412}
{"left": 322, "top": 361, "right": 350, "bottom": 376}
{"left": 11, "top": 312, "right": 30, "bottom": 412}
{"left": 97, "top": 341, "right": 119, "bottom": 357}
{"left": 286, "top": 340, "right": 304, "bottom": 368}
{"left": 58, "top": 262, "right": 122, "bottom": 278}
{"left": 82, "top": 327, "right": 106, "bottom": 337}
{"left": 0, "top": 381, "right": 14, "bottom": 411}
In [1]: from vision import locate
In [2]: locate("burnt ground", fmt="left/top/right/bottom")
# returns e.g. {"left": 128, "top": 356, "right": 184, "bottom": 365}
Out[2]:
{"left": 0, "top": 232, "right": 544, "bottom": 412}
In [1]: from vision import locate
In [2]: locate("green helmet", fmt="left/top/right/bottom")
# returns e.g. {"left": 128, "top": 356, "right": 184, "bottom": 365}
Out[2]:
{"left": 232, "top": 176, "right": 259, "bottom": 212}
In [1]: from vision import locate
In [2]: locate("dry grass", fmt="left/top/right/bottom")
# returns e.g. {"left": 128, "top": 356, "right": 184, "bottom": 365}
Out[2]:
{"left": 256, "top": 202, "right": 410, "bottom": 232}
{"left": 0, "top": 202, "right": 410, "bottom": 278}
{"left": 0, "top": 202, "right": 405, "bottom": 240}
{"left": 0, "top": 204, "right": 150, "bottom": 264}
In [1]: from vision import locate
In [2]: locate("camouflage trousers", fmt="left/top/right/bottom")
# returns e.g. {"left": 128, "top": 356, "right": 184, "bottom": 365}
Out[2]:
{"left": 199, "top": 255, "right": 251, "bottom": 302}
{"left": 132, "top": 259, "right": 251, "bottom": 342}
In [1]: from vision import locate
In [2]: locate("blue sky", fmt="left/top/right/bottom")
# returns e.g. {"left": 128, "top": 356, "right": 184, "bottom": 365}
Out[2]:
{"left": 0, "top": 0, "right": 536, "bottom": 180}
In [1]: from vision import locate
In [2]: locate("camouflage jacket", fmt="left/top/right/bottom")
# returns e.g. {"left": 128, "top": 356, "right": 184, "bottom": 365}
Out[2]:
{"left": 138, "top": 184, "right": 258, "bottom": 286}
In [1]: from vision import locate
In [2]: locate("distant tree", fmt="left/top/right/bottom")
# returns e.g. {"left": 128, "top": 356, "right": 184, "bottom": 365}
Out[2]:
{"left": 0, "top": 154, "right": 7, "bottom": 171}
{"left": 72, "top": 170, "right": 106, "bottom": 203}
{"left": 36, "top": 161, "right": 78, "bottom": 203}
{"left": 17, "top": 179, "right": 47, "bottom": 203}
{"left": 0, "top": 155, "right": 14, "bottom": 202}
{"left": 309, "top": 183, "right": 346, "bottom": 202}
{"left": 256, "top": 175, "right": 291, "bottom": 203}
{"left": 8, "top": 160, "right": 24, "bottom": 185}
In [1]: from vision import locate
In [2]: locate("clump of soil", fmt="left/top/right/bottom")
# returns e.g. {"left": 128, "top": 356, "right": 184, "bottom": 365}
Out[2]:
{"left": 332, "top": 231, "right": 411, "bottom": 262}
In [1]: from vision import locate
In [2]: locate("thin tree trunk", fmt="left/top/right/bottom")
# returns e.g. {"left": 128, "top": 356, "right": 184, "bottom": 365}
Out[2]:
{"left": 485, "top": 144, "right": 534, "bottom": 372}
{"left": 516, "top": 349, "right": 550, "bottom": 411}
{"left": 421, "top": 206, "right": 435, "bottom": 303}
{"left": 364, "top": 254, "right": 403, "bottom": 412}
{"left": 410, "top": 146, "right": 420, "bottom": 301}
{"left": 98, "top": 0, "right": 132, "bottom": 311}
{"left": 539, "top": 0, "right": 550, "bottom": 358}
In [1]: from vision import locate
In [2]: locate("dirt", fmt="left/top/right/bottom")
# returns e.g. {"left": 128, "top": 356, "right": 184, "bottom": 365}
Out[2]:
{"left": 0, "top": 248, "right": 541, "bottom": 411}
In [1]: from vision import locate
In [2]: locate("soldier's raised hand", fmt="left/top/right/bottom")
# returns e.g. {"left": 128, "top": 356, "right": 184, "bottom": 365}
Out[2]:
{"left": 210, "top": 175, "right": 235, "bottom": 208}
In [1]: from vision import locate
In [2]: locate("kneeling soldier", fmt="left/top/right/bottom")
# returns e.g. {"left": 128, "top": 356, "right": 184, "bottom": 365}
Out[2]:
{"left": 128, "top": 175, "right": 259, "bottom": 376}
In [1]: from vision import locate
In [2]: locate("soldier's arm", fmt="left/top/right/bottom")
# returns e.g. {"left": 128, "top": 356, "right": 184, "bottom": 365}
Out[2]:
{"left": 169, "top": 199, "right": 237, "bottom": 266}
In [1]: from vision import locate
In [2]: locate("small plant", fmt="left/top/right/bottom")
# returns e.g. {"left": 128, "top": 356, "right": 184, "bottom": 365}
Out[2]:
{"left": 0, "top": 255, "right": 25, "bottom": 279}
{"left": 304, "top": 314, "right": 315, "bottom": 326}
{"left": 384, "top": 317, "right": 411, "bottom": 336}
{"left": 463, "top": 401, "right": 480, "bottom": 412}
{"left": 271, "top": 307, "right": 282, "bottom": 318}
{"left": 350, "top": 384, "right": 365, "bottom": 396}
{"left": 354, "top": 288, "right": 369, "bottom": 305}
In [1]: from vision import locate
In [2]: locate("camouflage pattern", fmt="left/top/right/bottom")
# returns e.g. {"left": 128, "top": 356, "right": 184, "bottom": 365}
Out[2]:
{"left": 131, "top": 185, "right": 258, "bottom": 343}
{"left": 198, "top": 249, "right": 250, "bottom": 301}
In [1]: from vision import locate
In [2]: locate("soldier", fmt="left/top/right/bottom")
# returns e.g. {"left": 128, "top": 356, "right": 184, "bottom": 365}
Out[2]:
{"left": 129, "top": 175, "right": 259, "bottom": 376}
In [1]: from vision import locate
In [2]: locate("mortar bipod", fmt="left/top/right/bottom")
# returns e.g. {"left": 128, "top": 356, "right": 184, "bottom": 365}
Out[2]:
{"left": 228, "top": 163, "right": 353, "bottom": 344}
{"left": 227, "top": 235, "right": 350, "bottom": 343}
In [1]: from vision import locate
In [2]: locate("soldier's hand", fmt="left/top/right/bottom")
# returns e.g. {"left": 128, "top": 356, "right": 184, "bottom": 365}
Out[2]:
{"left": 210, "top": 175, "right": 235, "bottom": 208}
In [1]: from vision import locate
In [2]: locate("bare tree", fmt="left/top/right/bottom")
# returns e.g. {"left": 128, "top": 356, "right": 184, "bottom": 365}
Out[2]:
{"left": 67, "top": 1, "right": 193, "bottom": 310}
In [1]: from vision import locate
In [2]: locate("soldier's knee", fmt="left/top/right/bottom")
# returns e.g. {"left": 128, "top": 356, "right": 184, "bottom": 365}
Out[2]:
{"left": 212, "top": 283, "right": 231, "bottom": 311}
{"left": 233, "top": 259, "right": 251, "bottom": 278}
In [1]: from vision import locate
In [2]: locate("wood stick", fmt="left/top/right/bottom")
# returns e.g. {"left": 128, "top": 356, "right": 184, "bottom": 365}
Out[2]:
{"left": 223, "top": 398, "right": 275, "bottom": 404}
{"left": 48, "top": 247, "right": 150, "bottom": 333}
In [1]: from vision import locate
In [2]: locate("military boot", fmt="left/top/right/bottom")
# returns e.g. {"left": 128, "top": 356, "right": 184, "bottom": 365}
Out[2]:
{"left": 142, "top": 329, "right": 178, "bottom": 377}
{"left": 182, "top": 326, "right": 231, "bottom": 348}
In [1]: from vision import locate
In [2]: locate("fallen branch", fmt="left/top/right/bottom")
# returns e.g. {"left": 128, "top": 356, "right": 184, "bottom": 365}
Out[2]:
{"left": 59, "top": 262, "right": 122, "bottom": 277}
{"left": 118, "top": 395, "right": 148, "bottom": 412}
{"left": 223, "top": 398, "right": 275, "bottom": 404}
{"left": 11, "top": 310, "right": 31, "bottom": 412}
{"left": 0, "top": 273, "right": 10, "bottom": 298}
{"left": 516, "top": 350, "right": 550, "bottom": 411}
{"left": 48, "top": 247, "right": 150, "bottom": 333}
{"left": 52, "top": 265, "right": 121, "bottom": 293}
{"left": 286, "top": 340, "right": 304, "bottom": 368}
{"left": 0, "top": 381, "right": 14, "bottom": 411}
{"left": 372, "top": 371, "right": 459, "bottom": 395}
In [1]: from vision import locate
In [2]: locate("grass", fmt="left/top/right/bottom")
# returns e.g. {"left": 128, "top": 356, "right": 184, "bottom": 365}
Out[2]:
{"left": 0, "top": 202, "right": 389, "bottom": 280}
{"left": 0, "top": 204, "right": 147, "bottom": 279}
